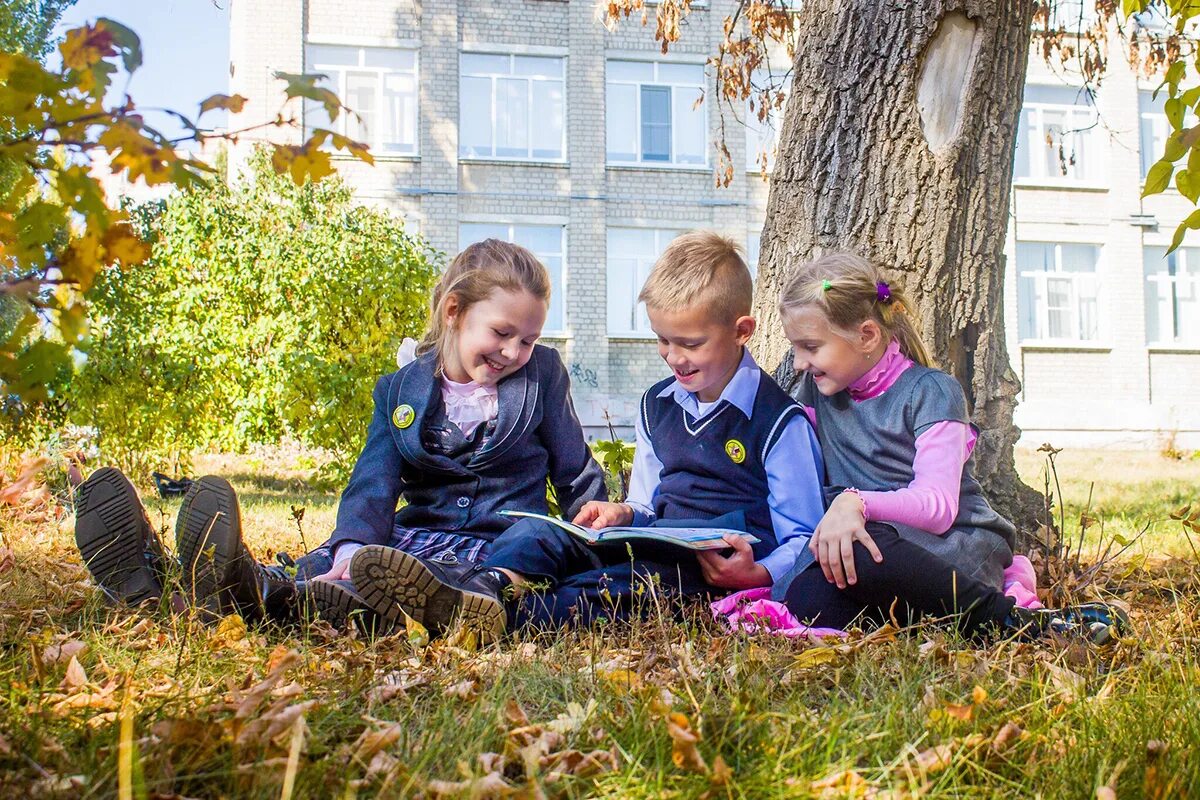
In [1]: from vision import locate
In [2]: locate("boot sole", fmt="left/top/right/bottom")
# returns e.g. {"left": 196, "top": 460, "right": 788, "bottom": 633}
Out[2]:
{"left": 175, "top": 476, "right": 250, "bottom": 617}
{"left": 74, "top": 467, "right": 162, "bottom": 605}
{"left": 304, "top": 580, "right": 381, "bottom": 634}
{"left": 350, "top": 546, "right": 505, "bottom": 642}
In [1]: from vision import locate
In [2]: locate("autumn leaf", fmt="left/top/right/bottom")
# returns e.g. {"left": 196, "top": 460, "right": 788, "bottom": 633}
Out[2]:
{"left": 426, "top": 771, "right": 516, "bottom": 798}
{"left": 101, "top": 223, "right": 151, "bottom": 266}
{"left": 199, "top": 93, "right": 248, "bottom": 115}
{"left": 792, "top": 646, "right": 838, "bottom": 669}
{"left": 59, "top": 23, "right": 116, "bottom": 70}
{"left": 666, "top": 712, "right": 707, "bottom": 773}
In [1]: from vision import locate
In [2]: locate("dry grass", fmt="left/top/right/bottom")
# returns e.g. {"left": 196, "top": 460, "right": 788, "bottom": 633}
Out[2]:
{"left": 0, "top": 448, "right": 1197, "bottom": 798}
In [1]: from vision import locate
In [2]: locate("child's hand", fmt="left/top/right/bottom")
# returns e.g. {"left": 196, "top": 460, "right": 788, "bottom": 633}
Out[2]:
{"left": 697, "top": 534, "right": 771, "bottom": 589}
{"left": 572, "top": 501, "right": 634, "bottom": 530}
{"left": 809, "top": 493, "right": 883, "bottom": 589}
{"left": 311, "top": 559, "right": 352, "bottom": 582}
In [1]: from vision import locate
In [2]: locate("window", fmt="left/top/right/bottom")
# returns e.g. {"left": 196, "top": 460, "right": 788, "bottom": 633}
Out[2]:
{"left": 606, "top": 60, "right": 707, "bottom": 166}
{"left": 304, "top": 44, "right": 418, "bottom": 154}
{"left": 1016, "top": 242, "right": 1101, "bottom": 343}
{"left": 1144, "top": 246, "right": 1200, "bottom": 345}
{"left": 1140, "top": 90, "right": 1170, "bottom": 180}
{"left": 460, "top": 53, "right": 565, "bottom": 160}
{"left": 1013, "top": 85, "right": 1100, "bottom": 182}
{"left": 606, "top": 228, "right": 681, "bottom": 335}
{"left": 458, "top": 223, "right": 566, "bottom": 332}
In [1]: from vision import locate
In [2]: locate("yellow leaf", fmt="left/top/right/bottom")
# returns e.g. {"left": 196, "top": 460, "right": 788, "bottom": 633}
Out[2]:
{"left": 209, "top": 613, "right": 248, "bottom": 651}
{"left": 101, "top": 223, "right": 151, "bottom": 266}
{"left": 60, "top": 24, "right": 115, "bottom": 70}
{"left": 199, "top": 93, "right": 248, "bottom": 115}
{"left": 913, "top": 743, "right": 954, "bottom": 775}
{"left": 792, "top": 646, "right": 838, "bottom": 669}
{"left": 943, "top": 702, "right": 974, "bottom": 722}
{"left": 666, "top": 712, "right": 707, "bottom": 773}
{"left": 972, "top": 685, "right": 989, "bottom": 705}
{"left": 62, "top": 655, "right": 89, "bottom": 690}
{"left": 58, "top": 229, "right": 103, "bottom": 288}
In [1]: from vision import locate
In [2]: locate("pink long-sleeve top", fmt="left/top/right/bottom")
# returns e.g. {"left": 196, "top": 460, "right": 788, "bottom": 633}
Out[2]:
{"left": 801, "top": 339, "right": 976, "bottom": 534}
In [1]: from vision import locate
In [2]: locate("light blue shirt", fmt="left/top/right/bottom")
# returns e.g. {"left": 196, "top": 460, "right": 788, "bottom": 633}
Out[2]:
{"left": 625, "top": 349, "right": 826, "bottom": 582}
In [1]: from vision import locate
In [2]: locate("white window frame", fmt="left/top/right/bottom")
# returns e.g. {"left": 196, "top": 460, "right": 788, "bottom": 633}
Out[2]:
{"left": 459, "top": 52, "right": 566, "bottom": 162}
{"left": 458, "top": 222, "right": 568, "bottom": 335}
{"left": 304, "top": 44, "right": 419, "bottom": 156}
{"left": 606, "top": 227, "right": 682, "bottom": 337}
{"left": 1139, "top": 90, "right": 1171, "bottom": 181}
{"left": 1014, "top": 85, "right": 1100, "bottom": 184}
{"left": 1016, "top": 241, "right": 1102, "bottom": 344}
{"left": 1144, "top": 245, "right": 1200, "bottom": 346}
{"left": 605, "top": 59, "right": 708, "bottom": 168}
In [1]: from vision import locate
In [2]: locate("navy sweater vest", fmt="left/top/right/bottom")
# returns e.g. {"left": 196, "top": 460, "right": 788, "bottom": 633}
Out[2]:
{"left": 641, "top": 375, "right": 802, "bottom": 560}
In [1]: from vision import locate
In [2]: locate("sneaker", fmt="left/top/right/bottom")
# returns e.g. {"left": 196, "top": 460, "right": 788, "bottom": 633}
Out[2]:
{"left": 302, "top": 579, "right": 381, "bottom": 633}
{"left": 1005, "top": 602, "right": 1129, "bottom": 645}
{"left": 175, "top": 476, "right": 295, "bottom": 621}
{"left": 349, "top": 545, "right": 508, "bottom": 642}
{"left": 73, "top": 467, "right": 169, "bottom": 605}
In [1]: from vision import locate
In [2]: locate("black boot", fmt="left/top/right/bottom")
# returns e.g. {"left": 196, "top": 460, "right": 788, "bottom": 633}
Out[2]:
{"left": 175, "top": 476, "right": 295, "bottom": 621}
{"left": 1005, "top": 602, "right": 1129, "bottom": 645}
{"left": 301, "top": 579, "right": 381, "bottom": 633}
{"left": 350, "top": 545, "right": 509, "bottom": 642}
{"left": 74, "top": 467, "right": 169, "bottom": 605}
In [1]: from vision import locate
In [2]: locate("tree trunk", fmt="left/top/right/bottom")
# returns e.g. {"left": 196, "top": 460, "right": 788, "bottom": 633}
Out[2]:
{"left": 750, "top": 0, "right": 1046, "bottom": 548}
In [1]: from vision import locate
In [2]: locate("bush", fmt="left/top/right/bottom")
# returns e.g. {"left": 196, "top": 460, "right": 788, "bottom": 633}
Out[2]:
{"left": 71, "top": 148, "right": 440, "bottom": 481}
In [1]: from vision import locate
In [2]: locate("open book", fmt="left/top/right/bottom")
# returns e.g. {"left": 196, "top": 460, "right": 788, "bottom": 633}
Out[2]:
{"left": 499, "top": 510, "right": 759, "bottom": 551}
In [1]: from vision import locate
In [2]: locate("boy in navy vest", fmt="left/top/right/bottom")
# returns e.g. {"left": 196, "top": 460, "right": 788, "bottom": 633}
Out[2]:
{"left": 350, "top": 231, "right": 826, "bottom": 641}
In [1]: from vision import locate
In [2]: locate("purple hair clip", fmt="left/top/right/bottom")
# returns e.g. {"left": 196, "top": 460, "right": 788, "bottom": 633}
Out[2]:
{"left": 875, "top": 281, "right": 893, "bottom": 304}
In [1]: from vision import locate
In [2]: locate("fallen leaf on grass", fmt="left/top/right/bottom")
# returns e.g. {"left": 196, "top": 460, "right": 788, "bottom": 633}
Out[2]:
{"left": 41, "top": 637, "right": 87, "bottom": 666}
{"left": 990, "top": 721, "right": 1025, "bottom": 756}
{"left": 426, "top": 771, "right": 516, "bottom": 798}
{"left": 547, "top": 699, "right": 596, "bottom": 734}
{"left": 793, "top": 646, "right": 839, "bottom": 669}
{"left": 0, "top": 731, "right": 10, "bottom": 755}
{"left": 943, "top": 702, "right": 974, "bottom": 722}
{"left": 503, "top": 698, "right": 530, "bottom": 727}
{"left": 0, "top": 547, "right": 13, "bottom": 576}
{"left": 912, "top": 744, "right": 954, "bottom": 776}
{"left": 667, "top": 712, "right": 707, "bottom": 773}
{"left": 368, "top": 669, "right": 427, "bottom": 705}
{"left": 234, "top": 699, "right": 317, "bottom": 749}
{"left": 808, "top": 768, "right": 874, "bottom": 798}
{"left": 541, "top": 747, "right": 619, "bottom": 781}
{"left": 710, "top": 755, "right": 732, "bottom": 786}
{"left": 209, "top": 614, "right": 250, "bottom": 651}
{"left": 444, "top": 678, "right": 478, "bottom": 701}
{"left": 61, "top": 655, "right": 88, "bottom": 690}
{"left": 351, "top": 722, "right": 403, "bottom": 765}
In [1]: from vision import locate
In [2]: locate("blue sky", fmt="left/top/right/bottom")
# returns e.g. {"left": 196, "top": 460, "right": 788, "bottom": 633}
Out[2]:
{"left": 56, "top": 0, "right": 231, "bottom": 141}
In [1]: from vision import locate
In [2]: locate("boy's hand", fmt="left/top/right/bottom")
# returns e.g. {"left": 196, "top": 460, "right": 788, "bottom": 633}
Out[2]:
{"left": 809, "top": 493, "right": 883, "bottom": 589}
{"left": 311, "top": 559, "right": 352, "bottom": 582}
{"left": 572, "top": 501, "right": 634, "bottom": 530}
{"left": 697, "top": 534, "right": 771, "bottom": 589}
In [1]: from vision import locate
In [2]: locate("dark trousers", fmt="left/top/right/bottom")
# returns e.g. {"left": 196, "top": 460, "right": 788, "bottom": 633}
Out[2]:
{"left": 484, "top": 518, "right": 713, "bottom": 629}
{"left": 783, "top": 523, "right": 1016, "bottom": 636}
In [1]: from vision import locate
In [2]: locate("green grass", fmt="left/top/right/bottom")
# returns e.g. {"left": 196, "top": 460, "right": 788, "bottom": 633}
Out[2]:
{"left": 1, "top": 448, "right": 1198, "bottom": 798}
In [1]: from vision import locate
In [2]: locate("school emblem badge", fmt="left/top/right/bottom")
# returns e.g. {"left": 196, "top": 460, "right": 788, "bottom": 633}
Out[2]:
{"left": 392, "top": 404, "right": 415, "bottom": 429}
{"left": 725, "top": 439, "right": 746, "bottom": 464}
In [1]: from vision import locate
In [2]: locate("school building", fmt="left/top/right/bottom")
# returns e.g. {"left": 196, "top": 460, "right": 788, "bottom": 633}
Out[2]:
{"left": 227, "top": 1, "right": 1200, "bottom": 449}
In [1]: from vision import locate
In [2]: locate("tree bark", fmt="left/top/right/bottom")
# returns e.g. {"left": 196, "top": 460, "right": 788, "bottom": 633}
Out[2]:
{"left": 751, "top": 0, "right": 1046, "bottom": 547}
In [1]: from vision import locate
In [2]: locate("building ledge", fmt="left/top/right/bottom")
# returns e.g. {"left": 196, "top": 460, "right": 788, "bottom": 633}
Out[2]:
{"left": 608, "top": 333, "right": 657, "bottom": 342}
{"left": 460, "top": 157, "right": 568, "bottom": 168}
{"left": 1019, "top": 341, "right": 1112, "bottom": 352}
{"left": 1147, "top": 344, "right": 1200, "bottom": 354}
{"left": 1013, "top": 179, "right": 1109, "bottom": 192}
{"left": 331, "top": 153, "right": 419, "bottom": 163}
{"left": 606, "top": 163, "right": 711, "bottom": 174}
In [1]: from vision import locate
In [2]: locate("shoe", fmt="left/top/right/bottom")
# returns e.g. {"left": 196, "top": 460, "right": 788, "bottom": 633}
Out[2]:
{"left": 350, "top": 545, "right": 508, "bottom": 642}
{"left": 73, "top": 467, "right": 169, "bottom": 605}
{"left": 1005, "top": 602, "right": 1129, "bottom": 645}
{"left": 152, "top": 471, "right": 194, "bottom": 498}
{"left": 302, "top": 579, "right": 381, "bottom": 633}
{"left": 175, "top": 476, "right": 295, "bottom": 621}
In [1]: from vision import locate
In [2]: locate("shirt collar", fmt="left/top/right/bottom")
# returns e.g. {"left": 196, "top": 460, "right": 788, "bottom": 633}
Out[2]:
{"left": 847, "top": 338, "right": 911, "bottom": 401}
{"left": 657, "top": 347, "right": 761, "bottom": 419}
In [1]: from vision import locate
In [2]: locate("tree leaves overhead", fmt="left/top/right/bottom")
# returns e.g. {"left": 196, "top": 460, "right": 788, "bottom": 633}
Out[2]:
{"left": 0, "top": 15, "right": 374, "bottom": 412}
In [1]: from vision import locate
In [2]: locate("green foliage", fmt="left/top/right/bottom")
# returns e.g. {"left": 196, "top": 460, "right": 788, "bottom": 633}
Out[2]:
{"left": 593, "top": 438, "right": 637, "bottom": 502}
{"left": 71, "top": 149, "right": 439, "bottom": 481}
{"left": 1128, "top": 1, "right": 1200, "bottom": 250}
{"left": 0, "top": 14, "right": 374, "bottom": 437}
